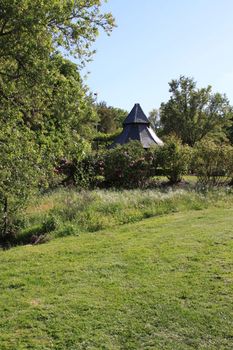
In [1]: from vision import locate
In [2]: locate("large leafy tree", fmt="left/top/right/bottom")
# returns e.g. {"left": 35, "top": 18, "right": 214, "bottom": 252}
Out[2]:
{"left": 35, "top": 55, "right": 98, "bottom": 158}
{"left": 0, "top": 0, "right": 114, "bottom": 131}
{"left": 0, "top": 0, "right": 115, "bottom": 241}
{"left": 160, "top": 76, "right": 233, "bottom": 146}
{"left": 96, "top": 101, "right": 128, "bottom": 134}
{"left": 0, "top": 0, "right": 114, "bottom": 63}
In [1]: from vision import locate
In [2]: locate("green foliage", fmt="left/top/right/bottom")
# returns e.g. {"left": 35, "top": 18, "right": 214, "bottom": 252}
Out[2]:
{"left": 42, "top": 214, "right": 61, "bottom": 233}
{"left": 148, "top": 108, "right": 162, "bottom": 134}
{"left": 0, "top": 0, "right": 115, "bottom": 65}
{"left": 56, "top": 152, "right": 104, "bottom": 189}
{"left": 92, "top": 130, "right": 121, "bottom": 151}
{"left": 160, "top": 76, "right": 233, "bottom": 146}
{"left": 0, "top": 0, "right": 115, "bottom": 244}
{"left": 0, "top": 0, "right": 114, "bottom": 143}
{"left": 95, "top": 101, "right": 128, "bottom": 133}
{"left": 193, "top": 139, "right": 233, "bottom": 187}
{"left": 104, "top": 141, "right": 153, "bottom": 188}
{"left": 0, "top": 121, "right": 43, "bottom": 244}
{"left": 38, "top": 56, "right": 98, "bottom": 146}
{"left": 157, "top": 136, "right": 192, "bottom": 183}
{"left": 227, "top": 116, "right": 233, "bottom": 144}
{"left": 59, "top": 141, "right": 154, "bottom": 190}
{"left": 0, "top": 1, "right": 115, "bottom": 153}
{"left": 74, "top": 154, "right": 104, "bottom": 189}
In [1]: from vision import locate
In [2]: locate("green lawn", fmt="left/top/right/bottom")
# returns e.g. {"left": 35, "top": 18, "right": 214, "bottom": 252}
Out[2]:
{"left": 1, "top": 207, "right": 233, "bottom": 349}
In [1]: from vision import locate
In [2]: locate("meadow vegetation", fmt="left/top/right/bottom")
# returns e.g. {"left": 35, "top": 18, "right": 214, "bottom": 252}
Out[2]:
{"left": 13, "top": 186, "right": 233, "bottom": 246}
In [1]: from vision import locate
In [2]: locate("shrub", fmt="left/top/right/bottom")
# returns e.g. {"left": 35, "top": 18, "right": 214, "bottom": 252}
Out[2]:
{"left": 157, "top": 136, "right": 192, "bottom": 184}
{"left": 193, "top": 139, "right": 233, "bottom": 187}
{"left": 75, "top": 155, "right": 106, "bottom": 189}
{"left": 57, "top": 154, "right": 104, "bottom": 189}
{"left": 103, "top": 141, "right": 153, "bottom": 188}
{"left": 74, "top": 155, "right": 97, "bottom": 189}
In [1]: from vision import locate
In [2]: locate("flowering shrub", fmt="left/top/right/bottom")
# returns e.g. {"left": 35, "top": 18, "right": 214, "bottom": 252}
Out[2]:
{"left": 103, "top": 141, "right": 153, "bottom": 188}
{"left": 74, "top": 154, "right": 106, "bottom": 189}
{"left": 56, "top": 154, "right": 104, "bottom": 189}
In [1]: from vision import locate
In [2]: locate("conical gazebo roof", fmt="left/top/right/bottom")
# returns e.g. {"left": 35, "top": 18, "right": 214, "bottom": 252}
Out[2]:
{"left": 111, "top": 103, "right": 163, "bottom": 149}
{"left": 123, "top": 103, "right": 149, "bottom": 125}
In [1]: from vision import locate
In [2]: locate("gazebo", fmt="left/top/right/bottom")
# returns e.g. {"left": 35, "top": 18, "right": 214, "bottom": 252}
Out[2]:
{"left": 111, "top": 103, "right": 163, "bottom": 148}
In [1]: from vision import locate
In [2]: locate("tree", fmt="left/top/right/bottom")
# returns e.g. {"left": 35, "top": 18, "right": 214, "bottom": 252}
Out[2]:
{"left": 35, "top": 55, "right": 98, "bottom": 159}
{"left": 148, "top": 108, "right": 161, "bottom": 130}
{"left": 0, "top": 0, "right": 115, "bottom": 164}
{"left": 0, "top": 0, "right": 115, "bottom": 146}
{"left": 96, "top": 101, "right": 128, "bottom": 134}
{"left": 0, "top": 0, "right": 115, "bottom": 162}
{"left": 0, "top": 0, "right": 115, "bottom": 65}
{"left": 0, "top": 1, "right": 115, "bottom": 242}
{"left": 0, "top": 0, "right": 114, "bottom": 134}
{"left": 160, "top": 76, "right": 233, "bottom": 146}
{"left": 226, "top": 117, "right": 233, "bottom": 144}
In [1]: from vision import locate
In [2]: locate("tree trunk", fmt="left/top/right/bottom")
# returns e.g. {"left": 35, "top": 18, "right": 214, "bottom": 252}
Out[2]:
{"left": 3, "top": 196, "right": 8, "bottom": 237}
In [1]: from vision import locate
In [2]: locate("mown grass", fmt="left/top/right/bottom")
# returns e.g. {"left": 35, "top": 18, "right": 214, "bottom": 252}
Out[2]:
{"left": 18, "top": 187, "right": 233, "bottom": 244}
{"left": 0, "top": 206, "right": 233, "bottom": 349}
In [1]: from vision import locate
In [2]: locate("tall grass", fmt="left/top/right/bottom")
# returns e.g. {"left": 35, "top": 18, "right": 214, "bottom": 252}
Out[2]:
{"left": 17, "top": 187, "right": 233, "bottom": 244}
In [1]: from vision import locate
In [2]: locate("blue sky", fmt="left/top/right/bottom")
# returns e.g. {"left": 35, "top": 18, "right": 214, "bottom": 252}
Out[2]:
{"left": 83, "top": 0, "right": 233, "bottom": 114}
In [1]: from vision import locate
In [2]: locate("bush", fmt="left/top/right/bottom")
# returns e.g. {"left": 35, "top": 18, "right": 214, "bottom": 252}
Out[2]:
{"left": 74, "top": 155, "right": 98, "bottom": 189}
{"left": 104, "top": 141, "right": 153, "bottom": 188}
{"left": 75, "top": 154, "right": 106, "bottom": 189}
{"left": 56, "top": 154, "right": 104, "bottom": 189}
{"left": 157, "top": 136, "right": 192, "bottom": 184}
{"left": 193, "top": 139, "right": 233, "bottom": 187}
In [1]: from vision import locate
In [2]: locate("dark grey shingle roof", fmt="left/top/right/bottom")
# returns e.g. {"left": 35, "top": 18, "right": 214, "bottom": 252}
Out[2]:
{"left": 123, "top": 103, "right": 149, "bottom": 125}
{"left": 110, "top": 103, "right": 163, "bottom": 149}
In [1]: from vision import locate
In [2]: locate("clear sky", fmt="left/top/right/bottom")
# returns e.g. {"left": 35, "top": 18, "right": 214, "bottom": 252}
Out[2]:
{"left": 83, "top": 0, "right": 233, "bottom": 114}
